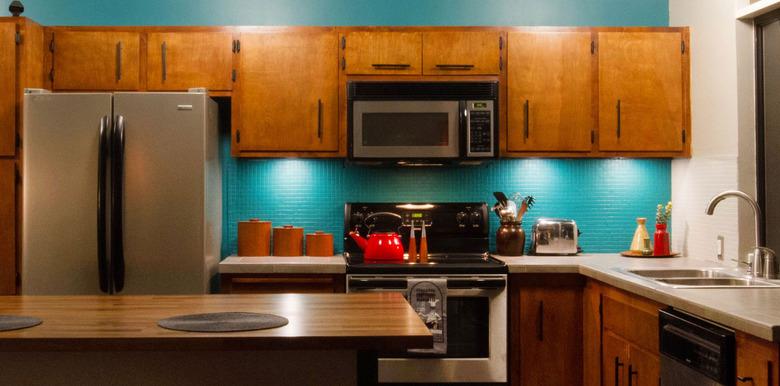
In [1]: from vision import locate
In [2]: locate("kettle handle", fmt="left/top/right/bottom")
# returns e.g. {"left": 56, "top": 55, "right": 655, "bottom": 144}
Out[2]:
{"left": 364, "top": 212, "right": 403, "bottom": 234}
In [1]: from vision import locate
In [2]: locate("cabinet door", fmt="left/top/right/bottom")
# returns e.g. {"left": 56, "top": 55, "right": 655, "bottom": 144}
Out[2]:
{"left": 147, "top": 32, "right": 233, "bottom": 91}
{"left": 422, "top": 31, "right": 500, "bottom": 75}
{"left": 736, "top": 332, "right": 780, "bottom": 386}
{"left": 0, "top": 23, "right": 15, "bottom": 157}
{"left": 52, "top": 31, "right": 141, "bottom": 90}
{"left": 0, "top": 160, "right": 15, "bottom": 295}
{"left": 507, "top": 31, "right": 594, "bottom": 152}
{"left": 603, "top": 331, "right": 629, "bottom": 386}
{"left": 517, "top": 285, "right": 583, "bottom": 386}
{"left": 598, "top": 32, "right": 684, "bottom": 152}
{"left": 343, "top": 32, "right": 422, "bottom": 75}
{"left": 235, "top": 31, "right": 339, "bottom": 152}
{"left": 628, "top": 345, "right": 659, "bottom": 386}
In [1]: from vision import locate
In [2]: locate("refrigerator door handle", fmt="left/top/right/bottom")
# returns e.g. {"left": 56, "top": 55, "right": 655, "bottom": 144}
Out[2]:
{"left": 111, "top": 115, "right": 126, "bottom": 293}
{"left": 97, "top": 116, "right": 110, "bottom": 293}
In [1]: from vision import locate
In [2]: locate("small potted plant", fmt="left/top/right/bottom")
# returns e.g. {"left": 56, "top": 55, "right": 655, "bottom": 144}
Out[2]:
{"left": 654, "top": 201, "right": 672, "bottom": 256}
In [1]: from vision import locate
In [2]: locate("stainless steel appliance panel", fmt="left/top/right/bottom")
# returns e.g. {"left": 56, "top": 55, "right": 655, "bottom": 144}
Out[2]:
{"left": 352, "top": 100, "right": 460, "bottom": 159}
{"left": 347, "top": 274, "right": 507, "bottom": 383}
{"left": 113, "top": 92, "right": 220, "bottom": 294}
{"left": 22, "top": 92, "right": 113, "bottom": 295}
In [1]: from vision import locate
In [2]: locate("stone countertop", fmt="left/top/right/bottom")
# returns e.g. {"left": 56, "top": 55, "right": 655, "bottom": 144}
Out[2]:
{"left": 219, "top": 255, "right": 346, "bottom": 274}
{"left": 496, "top": 253, "right": 780, "bottom": 342}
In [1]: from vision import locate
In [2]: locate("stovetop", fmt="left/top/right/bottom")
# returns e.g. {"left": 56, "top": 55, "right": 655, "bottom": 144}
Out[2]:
{"left": 343, "top": 202, "right": 505, "bottom": 275}
{"left": 345, "top": 252, "right": 507, "bottom": 275}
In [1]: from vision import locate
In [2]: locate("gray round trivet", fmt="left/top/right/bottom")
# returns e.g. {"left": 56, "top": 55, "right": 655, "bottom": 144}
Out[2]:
{"left": 0, "top": 315, "right": 42, "bottom": 331}
{"left": 157, "top": 312, "right": 288, "bottom": 332}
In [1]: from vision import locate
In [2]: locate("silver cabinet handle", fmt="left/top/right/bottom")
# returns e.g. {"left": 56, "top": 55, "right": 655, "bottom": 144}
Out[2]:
{"left": 115, "top": 41, "right": 123, "bottom": 81}
{"left": 161, "top": 41, "right": 167, "bottom": 81}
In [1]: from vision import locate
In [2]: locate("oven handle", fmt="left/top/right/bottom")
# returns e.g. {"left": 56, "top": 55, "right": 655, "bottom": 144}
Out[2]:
{"left": 348, "top": 278, "right": 408, "bottom": 290}
{"left": 447, "top": 278, "right": 506, "bottom": 290}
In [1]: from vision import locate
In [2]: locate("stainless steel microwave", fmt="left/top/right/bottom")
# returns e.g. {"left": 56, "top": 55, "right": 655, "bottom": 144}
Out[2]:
{"left": 348, "top": 82, "right": 498, "bottom": 164}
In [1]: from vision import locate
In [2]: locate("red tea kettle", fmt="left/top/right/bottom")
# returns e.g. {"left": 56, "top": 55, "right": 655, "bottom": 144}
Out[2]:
{"left": 348, "top": 212, "right": 404, "bottom": 261}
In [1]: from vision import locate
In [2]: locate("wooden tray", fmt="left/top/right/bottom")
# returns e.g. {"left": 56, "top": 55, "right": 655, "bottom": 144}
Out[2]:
{"left": 620, "top": 250, "right": 680, "bottom": 258}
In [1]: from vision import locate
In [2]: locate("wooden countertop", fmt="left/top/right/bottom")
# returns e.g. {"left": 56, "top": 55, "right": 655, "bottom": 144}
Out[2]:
{"left": 0, "top": 293, "right": 432, "bottom": 352}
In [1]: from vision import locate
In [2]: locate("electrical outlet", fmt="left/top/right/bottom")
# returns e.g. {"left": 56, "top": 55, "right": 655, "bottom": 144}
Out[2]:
{"left": 716, "top": 236, "right": 725, "bottom": 260}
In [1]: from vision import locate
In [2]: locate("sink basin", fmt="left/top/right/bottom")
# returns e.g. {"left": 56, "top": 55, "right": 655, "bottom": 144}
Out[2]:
{"left": 615, "top": 268, "right": 780, "bottom": 288}
{"left": 627, "top": 269, "right": 737, "bottom": 279}
{"left": 655, "top": 277, "right": 780, "bottom": 288}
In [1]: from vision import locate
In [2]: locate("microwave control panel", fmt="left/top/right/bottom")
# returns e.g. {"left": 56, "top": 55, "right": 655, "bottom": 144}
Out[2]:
{"left": 466, "top": 100, "right": 495, "bottom": 157}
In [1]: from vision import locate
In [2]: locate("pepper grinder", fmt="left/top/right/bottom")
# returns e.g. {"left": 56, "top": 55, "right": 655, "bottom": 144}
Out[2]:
{"left": 408, "top": 221, "right": 417, "bottom": 262}
{"left": 419, "top": 222, "right": 428, "bottom": 263}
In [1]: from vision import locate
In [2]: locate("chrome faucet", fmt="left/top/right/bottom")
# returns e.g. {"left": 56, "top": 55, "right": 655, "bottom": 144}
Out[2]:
{"left": 706, "top": 190, "right": 776, "bottom": 278}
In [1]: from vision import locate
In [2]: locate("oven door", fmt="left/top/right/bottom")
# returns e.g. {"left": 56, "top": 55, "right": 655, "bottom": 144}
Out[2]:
{"left": 351, "top": 100, "right": 461, "bottom": 159}
{"left": 347, "top": 275, "right": 507, "bottom": 384}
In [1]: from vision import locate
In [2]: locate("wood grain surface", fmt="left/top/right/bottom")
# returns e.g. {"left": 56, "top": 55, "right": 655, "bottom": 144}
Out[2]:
{"left": 0, "top": 293, "right": 432, "bottom": 352}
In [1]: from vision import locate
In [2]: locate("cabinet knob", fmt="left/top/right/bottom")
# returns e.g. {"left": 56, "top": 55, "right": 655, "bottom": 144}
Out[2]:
{"left": 736, "top": 376, "right": 754, "bottom": 383}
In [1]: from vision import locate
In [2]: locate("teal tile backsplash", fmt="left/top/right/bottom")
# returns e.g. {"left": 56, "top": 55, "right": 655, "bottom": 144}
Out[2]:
{"left": 220, "top": 134, "right": 671, "bottom": 257}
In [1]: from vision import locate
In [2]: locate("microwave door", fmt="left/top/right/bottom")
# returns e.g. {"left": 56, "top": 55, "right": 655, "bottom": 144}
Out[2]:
{"left": 352, "top": 101, "right": 460, "bottom": 159}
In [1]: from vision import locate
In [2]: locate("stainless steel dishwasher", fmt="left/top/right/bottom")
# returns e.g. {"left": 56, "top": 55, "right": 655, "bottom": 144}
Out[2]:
{"left": 659, "top": 308, "right": 735, "bottom": 386}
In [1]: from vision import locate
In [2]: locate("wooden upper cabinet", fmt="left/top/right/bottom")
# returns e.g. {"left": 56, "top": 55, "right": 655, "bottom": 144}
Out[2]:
{"left": 343, "top": 31, "right": 422, "bottom": 75}
{"left": 506, "top": 31, "right": 594, "bottom": 153}
{"left": 422, "top": 31, "right": 501, "bottom": 75}
{"left": 234, "top": 30, "right": 339, "bottom": 154}
{"left": 52, "top": 31, "right": 141, "bottom": 90}
{"left": 0, "top": 22, "right": 16, "bottom": 157}
{"left": 146, "top": 32, "right": 233, "bottom": 91}
{"left": 598, "top": 31, "right": 686, "bottom": 152}
{"left": 0, "top": 160, "right": 15, "bottom": 295}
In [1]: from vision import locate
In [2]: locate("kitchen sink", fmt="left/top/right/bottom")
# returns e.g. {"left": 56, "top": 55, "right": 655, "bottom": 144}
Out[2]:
{"left": 627, "top": 269, "right": 736, "bottom": 279}
{"left": 655, "top": 277, "right": 780, "bottom": 288}
{"left": 616, "top": 268, "right": 780, "bottom": 288}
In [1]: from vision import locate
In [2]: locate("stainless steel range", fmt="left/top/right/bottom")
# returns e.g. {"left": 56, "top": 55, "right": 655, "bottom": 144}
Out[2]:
{"left": 344, "top": 202, "right": 507, "bottom": 384}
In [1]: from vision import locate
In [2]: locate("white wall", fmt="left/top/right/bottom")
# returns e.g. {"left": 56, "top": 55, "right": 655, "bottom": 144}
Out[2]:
{"left": 669, "top": 0, "right": 756, "bottom": 263}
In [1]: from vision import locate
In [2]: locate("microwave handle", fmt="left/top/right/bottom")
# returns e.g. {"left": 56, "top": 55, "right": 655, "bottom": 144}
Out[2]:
{"left": 460, "top": 100, "right": 468, "bottom": 158}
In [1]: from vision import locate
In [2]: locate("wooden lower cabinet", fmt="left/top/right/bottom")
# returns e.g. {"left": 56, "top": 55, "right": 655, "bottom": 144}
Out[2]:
{"left": 510, "top": 274, "right": 584, "bottom": 386}
{"left": 736, "top": 331, "right": 780, "bottom": 386}
{"left": 219, "top": 273, "right": 346, "bottom": 294}
{"left": 583, "top": 279, "right": 662, "bottom": 386}
{"left": 603, "top": 330, "right": 629, "bottom": 386}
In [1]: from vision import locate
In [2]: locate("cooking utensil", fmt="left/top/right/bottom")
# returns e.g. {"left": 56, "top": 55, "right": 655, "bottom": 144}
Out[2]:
{"left": 493, "top": 192, "right": 509, "bottom": 208}
{"left": 273, "top": 225, "right": 304, "bottom": 256}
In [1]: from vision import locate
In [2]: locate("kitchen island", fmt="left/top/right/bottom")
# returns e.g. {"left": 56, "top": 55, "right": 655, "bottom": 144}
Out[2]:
{"left": 0, "top": 293, "right": 431, "bottom": 385}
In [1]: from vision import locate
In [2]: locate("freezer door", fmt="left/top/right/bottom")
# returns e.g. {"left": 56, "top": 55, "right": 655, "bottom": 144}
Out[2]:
{"left": 22, "top": 93, "right": 113, "bottom": 295}
{"left": 113, "top": 92, "right": 220, "bottom": 294}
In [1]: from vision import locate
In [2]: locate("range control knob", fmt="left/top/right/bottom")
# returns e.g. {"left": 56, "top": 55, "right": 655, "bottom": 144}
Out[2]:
{"left": 469, "top": 211, "right": 482, "bottom": 227}
{"left": 456, "top": 212, "right": 468, "bottom": 228}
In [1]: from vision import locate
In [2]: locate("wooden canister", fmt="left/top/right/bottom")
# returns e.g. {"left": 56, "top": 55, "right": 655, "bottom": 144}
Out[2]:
{"left": 237, "top": 219, "right": 271, "bottom": 256}
{"left": 306, "top": 231, "right": 334, "bottom": 257}
{"left": 273, "top": 225, "right": 304, "bottom": 256}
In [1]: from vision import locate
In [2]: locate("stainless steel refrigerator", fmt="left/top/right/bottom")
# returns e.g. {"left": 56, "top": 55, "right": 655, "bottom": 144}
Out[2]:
{"left": 22, "top": 90, "right": 221, "bottom": 295}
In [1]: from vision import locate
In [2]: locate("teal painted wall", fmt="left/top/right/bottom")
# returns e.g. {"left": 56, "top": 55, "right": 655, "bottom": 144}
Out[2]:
{"left": 18, "top": 0, "right": 668, "bottom": 27}
{"left": 21, "top": 0, "right": 671, "bottom": 256}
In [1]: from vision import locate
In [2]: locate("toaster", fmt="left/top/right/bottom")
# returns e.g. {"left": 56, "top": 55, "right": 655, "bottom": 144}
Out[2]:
{"left": 529, "top": 218, "right": 580, "bottom": 255}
